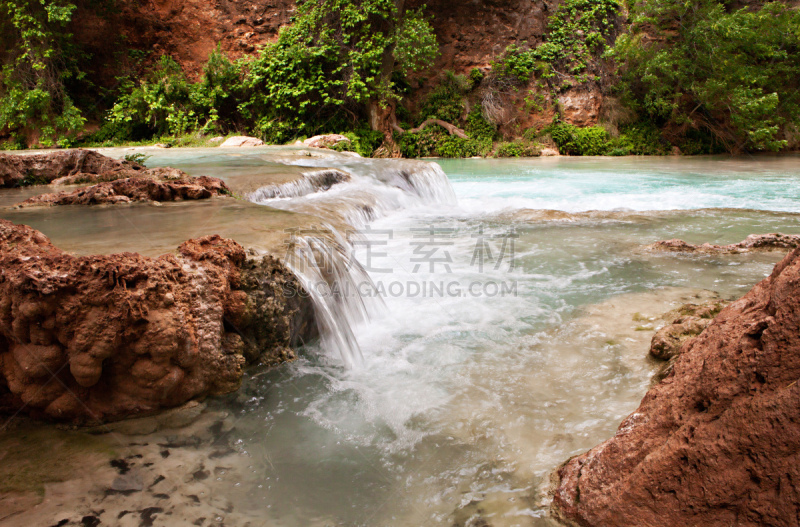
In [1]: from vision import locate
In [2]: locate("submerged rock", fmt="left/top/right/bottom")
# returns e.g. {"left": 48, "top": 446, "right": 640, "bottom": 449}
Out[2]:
{"left": 0, "top": 220, "right": 314, "bottom": 423}
{"left": 648, "top": 233, "right": 800, "bottom": 253}
{"left": 13, "top": 171, "right": 230, "bottom": 207}
{"left": 0, "top": 149, "right": 144, "bottom": 188}
{"left": 552, "top": 247, "right": 800, "bottom": 526}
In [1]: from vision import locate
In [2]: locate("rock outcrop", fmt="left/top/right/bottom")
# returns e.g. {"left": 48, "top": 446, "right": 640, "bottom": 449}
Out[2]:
{"left": 0, "top": 220, "right": 314, "bottom": 423}
{"left": 220, "top": 136, "right": 265, "bottom": 147}
{"left": 552, "top": 247, "right": 800, "bottom": 526}
{"left": 302, "top": 134, "right": 351, "bottom": 149}
{"left": 14, "top": 172, "right": 230, "bottom": 207}
{"left": 648, "top": 233, "right": 800, "bottom": 253}
{"left": 0, "top": 149, "right": 144, "bottom": 188}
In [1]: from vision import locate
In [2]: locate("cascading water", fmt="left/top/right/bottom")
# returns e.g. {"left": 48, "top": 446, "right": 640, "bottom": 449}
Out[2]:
{"left": 252, "top": 157, "right": 458, "bottom": 367}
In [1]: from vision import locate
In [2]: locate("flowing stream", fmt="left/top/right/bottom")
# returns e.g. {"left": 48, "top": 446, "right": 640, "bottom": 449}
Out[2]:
{"left": 163, "top": 152, "right": 799, "bottom": 526}
{"left": 4, "top": 149, "right": 799, "bottom": 526}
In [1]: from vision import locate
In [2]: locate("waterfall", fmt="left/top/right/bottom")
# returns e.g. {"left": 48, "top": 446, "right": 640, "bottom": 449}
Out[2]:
{"left": 252, "top": 157, "right": 456, "bottom": 367}
{"left": 283, "top": 228, "right": 384, "bottom": 368}
{"left": 247, "top": 169, "right": 351, "bottom": 201}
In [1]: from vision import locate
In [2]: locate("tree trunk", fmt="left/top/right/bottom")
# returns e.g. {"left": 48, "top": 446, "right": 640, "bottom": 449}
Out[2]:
{"left": 368, "top": 0, "right": 405, "bottom": 158}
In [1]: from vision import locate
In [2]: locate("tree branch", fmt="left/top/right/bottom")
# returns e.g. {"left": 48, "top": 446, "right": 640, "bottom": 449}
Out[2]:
{"left": 395, "top": 119, "right": 468, "bottom": 139}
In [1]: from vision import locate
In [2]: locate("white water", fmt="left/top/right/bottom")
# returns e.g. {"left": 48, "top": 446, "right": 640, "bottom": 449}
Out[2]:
{"left": 104, "top": 149, "right": 800, "bottom": 525}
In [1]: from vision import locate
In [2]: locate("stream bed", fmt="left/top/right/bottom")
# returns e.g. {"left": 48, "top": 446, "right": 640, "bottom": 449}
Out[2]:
{"left": 1, "top": 151, "right": 799, "bottom": 527}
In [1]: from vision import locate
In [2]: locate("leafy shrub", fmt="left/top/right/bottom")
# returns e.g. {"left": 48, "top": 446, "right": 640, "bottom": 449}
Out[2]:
{"left": 331, "top": 128, "right": 384, "bottom": 157}
{"left": 548, "top": 123, "right": 611, "bottom": 155}
{"left": 420, "top": 71, "right": 471, "bottom": 123}
{"left": 465, "top": 107, "right": 497, "bottom": 140}
{"left": 610, "top": 0, "right": 800, "bottom": 152}
{"left": 496, "top": 141, "right": 540, "bottom": 157}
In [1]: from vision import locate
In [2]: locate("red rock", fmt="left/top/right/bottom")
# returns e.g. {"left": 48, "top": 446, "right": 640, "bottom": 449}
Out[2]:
{"left": 14, "top": 173, "right": 231, "bottom": 207}
{"left": 0, "top": 149, "right": 143, "bottom": 188}
{"left": 0, "top": 220, "right": 312, "bottom": 423}
{"left": 552, "top": 247, "right": 800, "bottom": 526}
{"left": 648, "top": 233, "right": 800, "bottom": 253}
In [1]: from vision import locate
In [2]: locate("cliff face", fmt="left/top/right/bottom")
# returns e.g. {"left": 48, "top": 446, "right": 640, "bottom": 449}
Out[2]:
{"left": 552, "top": 247, "right": 800, "bottom": 526}
{"left": 73, "top": 0, "right": 604, "bottom": 130}
{"left": 73, "top": 0, "right": 295, "bottom": 80}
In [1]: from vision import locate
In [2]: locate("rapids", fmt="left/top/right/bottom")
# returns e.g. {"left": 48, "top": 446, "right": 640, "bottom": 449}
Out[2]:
{"left": 2, "top": 147, "right": 798, "bottom": 526}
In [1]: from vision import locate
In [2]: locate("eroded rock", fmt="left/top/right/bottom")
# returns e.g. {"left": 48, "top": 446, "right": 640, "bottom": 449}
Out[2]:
{"left": 14, "top": 172, "right": 230, "bottom": 208}
{"left": 552, "top": 247, "right": 800, "bottom": 526}
{"left": 648, "top": 233, "right": 800, "bottom": 253}
{"left": 303, "top": 134, "right": 351, "bottom": 150}
{"left": 0, "top": 149, "right": 144, "bottom": 188}
{"left": 0, "top": 220, "right": 313, "bottom": 423}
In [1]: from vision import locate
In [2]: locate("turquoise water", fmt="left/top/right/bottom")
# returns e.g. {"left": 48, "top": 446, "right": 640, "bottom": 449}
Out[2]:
{"left": 6, "top": 150, "right": 798, "bottom": 526}
{"left": 205, "top": 155, "right": 799, "bottom": 526}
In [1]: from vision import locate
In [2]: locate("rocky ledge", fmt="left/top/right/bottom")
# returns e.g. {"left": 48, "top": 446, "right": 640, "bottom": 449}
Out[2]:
{"left": 0, "top": 219, "right": 315, "bottom": 424}
{"left": 14, "top": 171, "right": 230, "bottom": 207}
{"left": 648, "top": 233, "right": 800, "bottom": 253}
{"left": 552, "top": 247, "right": 800, "bottom": 526}
{"left": 0, "top": 149, "right": 147, "bottom": 187}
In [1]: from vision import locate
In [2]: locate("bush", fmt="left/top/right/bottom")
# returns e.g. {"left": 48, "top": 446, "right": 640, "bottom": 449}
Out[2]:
{"left": 548, "top": 123, "right": 611, "bottom": 155}
{"left": 420, "top": 71, "right": 471, "bottom": 123}
{"left": 610, "top": 0, "right": 800, "bottom": 152}
{"left": 465, "top": 107, "right": 497, "bottom": 140}
{"left": 331, "top": 129, "right": 384, "bottom": 157}
{"left": 496, "top": 141, "right": 540, "bottom": 157}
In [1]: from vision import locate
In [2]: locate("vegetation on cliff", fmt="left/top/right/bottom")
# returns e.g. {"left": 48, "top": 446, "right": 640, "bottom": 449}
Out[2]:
{"left": 0, "top": 0, "right": 798, "bottom": 155}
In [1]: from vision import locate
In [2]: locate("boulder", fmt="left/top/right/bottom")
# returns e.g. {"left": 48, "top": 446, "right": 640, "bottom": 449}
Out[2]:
{"left": 552, "top": 247, "right": 800, "bottom": 526}
{"left": 220, "top": 136, "right": 264, "bottom": 147}
{"left": 0, "top": 149, "right": 143, "bottom": 188}
{"left": 302, "top": 134, "right": 350, "bottom": 149}
{"left": 0, "top": 220, "right": 314, "bottom": 423}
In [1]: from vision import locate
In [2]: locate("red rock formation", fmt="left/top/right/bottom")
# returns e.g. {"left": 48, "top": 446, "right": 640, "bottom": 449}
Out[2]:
{"left": 0, "top": 220, "right": 312, "bottom": 423}
{"left": 14, "top": 173, "right": 230, "bottom": 207}
{"left": 649, "top": 233, "right": 800, "bottom": 253}
{"left": 552, "top": 247, "right": 800, "bottom": 526}
{"left": 0, "top": 149, "right": 143, "bottom": 188}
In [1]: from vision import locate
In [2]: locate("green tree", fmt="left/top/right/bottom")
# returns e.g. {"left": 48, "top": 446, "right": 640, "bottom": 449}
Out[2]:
{"left": 242, "top": 0, "right": 438, "bottom": 149}
{"left": 611, "top": 0, "right": 800, "bottom": 152}
{"left": 0, "top": 0, "right": 86, "bottom": 146}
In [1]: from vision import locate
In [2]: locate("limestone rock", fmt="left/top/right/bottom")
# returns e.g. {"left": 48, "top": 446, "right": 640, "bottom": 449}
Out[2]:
{"left": 0, "top": 220, "right": 314, "bottom": 423}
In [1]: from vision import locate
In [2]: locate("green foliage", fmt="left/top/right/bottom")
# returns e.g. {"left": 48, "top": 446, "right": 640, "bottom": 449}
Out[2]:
{"left": 548, "top": 123, "right": 610, "bottom": 156}
{"left": 535, "top": 0, "right": 620, "bottom": 78}
{"left": 465, "top": 107, "right": 496, "bottom": 140}
{"left": 331, "top": 128, "right": 384, "bottom": 157}
{"left": 242, "top": 0, "right": 437, "bottom": 143}
{"left": 397, "top": 125, "right": 441, "bottom": 157}
{"left": 611, "top": 0, "right": 800, "bottom": 152}
{"left": 490, "top": 0, "right": 619, "bottom": 88}
{"left": 123, "top": 153, "right": 151, "bottom": 166}
{"left": 397, "top": 124, "right": 491, "bottom": 158}
{"left": 0, "top": 0, "right": 86, "bottom": 146}
{"left": 546, "top": 121, "right": 667, "bottom": 155}
{"left": 496, "top": 140, "right": 540, "bottom": 157}
{"left": 421, "top": 71, "right": 471, "bottom": 123}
